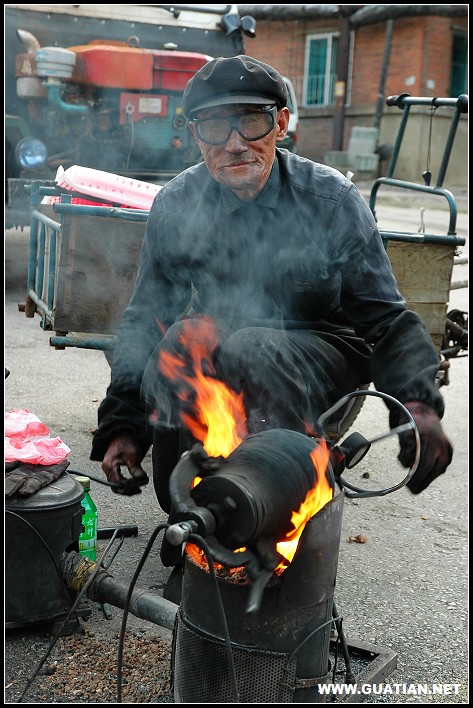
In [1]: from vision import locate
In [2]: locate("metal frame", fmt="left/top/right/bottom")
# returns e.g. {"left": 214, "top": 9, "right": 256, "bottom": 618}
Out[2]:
{"left": 370, "top": 93, "right": 468, "bottom": 246}
{"left": 23, "top": 92, "right": 467, "bottom": 356}
{"left": 329, "top": 638, "right": 398, "bottom": 703}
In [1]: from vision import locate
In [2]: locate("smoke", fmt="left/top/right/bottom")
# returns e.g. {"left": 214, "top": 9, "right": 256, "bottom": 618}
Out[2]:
{"left": 112, "top": 153, "right": 395, "bottom": 438}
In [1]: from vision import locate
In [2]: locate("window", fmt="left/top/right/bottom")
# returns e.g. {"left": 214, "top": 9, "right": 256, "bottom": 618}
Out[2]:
{"left": 449, "top": 32, "right": 468, "bottom": 97}
{"left": 304, "top": 33, "right": 339, "bottom": 106}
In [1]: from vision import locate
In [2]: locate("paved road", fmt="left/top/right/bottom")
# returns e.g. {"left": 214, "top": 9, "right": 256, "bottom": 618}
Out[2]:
{"left": 4, "top": 191, "right": 468, "bottom": 703}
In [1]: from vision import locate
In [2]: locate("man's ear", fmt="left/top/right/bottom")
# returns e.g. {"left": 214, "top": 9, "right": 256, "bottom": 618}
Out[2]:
{"left": 188, "top": 121, "right": 198, "bottom": 143}
{"left": 275, "top": 107, "right": 290, "bottom": 142}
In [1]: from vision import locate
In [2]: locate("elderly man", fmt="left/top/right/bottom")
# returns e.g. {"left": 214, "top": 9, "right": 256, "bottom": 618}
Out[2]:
{"left": 91, "top": 55, "right": 452, "bottom": 518}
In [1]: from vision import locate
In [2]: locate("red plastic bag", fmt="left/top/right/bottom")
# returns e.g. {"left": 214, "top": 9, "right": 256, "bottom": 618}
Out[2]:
{"left": 4, "top": 409, "right": 50, "bottom": 438}
{"left": 4, "top": 409, "right": 71, "bottom": 465}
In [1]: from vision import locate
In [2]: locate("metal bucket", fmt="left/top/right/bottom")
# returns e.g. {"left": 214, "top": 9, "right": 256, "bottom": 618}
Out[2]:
{"left": 5, "top": 473, "right": 84, "bottom": 629}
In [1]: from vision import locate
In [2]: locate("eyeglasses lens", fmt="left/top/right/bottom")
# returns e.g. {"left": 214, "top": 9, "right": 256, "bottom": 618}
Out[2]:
{"left": 195, "top": 109, "right": 276, "bottom": 145}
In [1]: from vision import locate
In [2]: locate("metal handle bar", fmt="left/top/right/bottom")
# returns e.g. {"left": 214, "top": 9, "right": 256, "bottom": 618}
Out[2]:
{"left": 386, "top": 93, "right": 468, "bottom": 112}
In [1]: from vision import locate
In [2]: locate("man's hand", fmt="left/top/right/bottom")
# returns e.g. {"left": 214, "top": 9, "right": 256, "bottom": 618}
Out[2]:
{"left": 390, "top": 401, "right": 453, "bottom": 494}
{"left": 102, "top": 435, "right": 149, "bottom": 496}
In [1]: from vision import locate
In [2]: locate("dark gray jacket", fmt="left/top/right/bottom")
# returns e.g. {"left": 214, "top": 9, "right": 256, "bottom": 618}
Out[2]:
{"left": 91, "top": 149, "right": 443, "bottom": 461}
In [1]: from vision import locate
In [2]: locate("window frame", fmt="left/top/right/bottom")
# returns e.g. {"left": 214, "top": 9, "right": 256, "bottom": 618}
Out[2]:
{"left": 303, "top": 32, "right": 340, "bottom": 107}
{"left": 449, "top": 31, "right": 468, "bottom": 98}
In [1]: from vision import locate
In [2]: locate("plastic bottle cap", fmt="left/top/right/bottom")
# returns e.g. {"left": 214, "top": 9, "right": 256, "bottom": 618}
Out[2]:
{"left": 75, "top": 475, "right": 91, "bottom": 491}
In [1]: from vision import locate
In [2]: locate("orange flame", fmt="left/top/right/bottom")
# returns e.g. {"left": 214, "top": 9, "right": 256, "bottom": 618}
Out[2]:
{"left": 159, "top": 315, "right": 333, "bottom": 575}
{"left": 275, "top": 438, "right": 333, "bottom": 572}
{"left": 182, "top": 371, "right": 247, "bottom": 458}
{"left": 157, "top": 317, "right": 247, "bottom": 458}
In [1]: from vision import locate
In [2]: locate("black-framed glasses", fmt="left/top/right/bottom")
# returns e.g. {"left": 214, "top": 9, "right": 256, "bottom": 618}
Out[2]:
{"left": 192, "top": 107, "right": 277, "bottom": 145}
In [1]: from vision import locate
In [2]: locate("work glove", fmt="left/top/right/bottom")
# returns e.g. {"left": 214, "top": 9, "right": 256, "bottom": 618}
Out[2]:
{"left": 101, "top": 435, "right": 149, "bottom": 496}
{"left": 5, "top": 460, "right": 70, "bottom": 497}
{"left": 390, "top": 401, "right": 453, "bottom": 494}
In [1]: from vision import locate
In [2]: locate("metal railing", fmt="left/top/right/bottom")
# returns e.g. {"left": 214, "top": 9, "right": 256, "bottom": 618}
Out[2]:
{"left": 370, "top": 93, "right": 468, "bottom": 243}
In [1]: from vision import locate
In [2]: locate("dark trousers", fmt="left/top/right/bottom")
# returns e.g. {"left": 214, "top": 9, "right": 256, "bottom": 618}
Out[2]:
{"left": 142, "top": 320, "right": 371, "bottom": 514}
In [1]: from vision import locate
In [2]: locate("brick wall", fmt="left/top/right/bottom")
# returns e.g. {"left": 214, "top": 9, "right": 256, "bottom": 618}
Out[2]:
{"left": 352, "top": 17, "right": 460, "bottom": 104}
{"left": 245, "top": 15, "right": 467, "bottom": 109}
{"left": 241, "top": 14, "right": 468, "bottom": 184}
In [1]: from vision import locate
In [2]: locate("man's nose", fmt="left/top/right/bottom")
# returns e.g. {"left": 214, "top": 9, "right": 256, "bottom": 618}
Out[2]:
{"left": 224, "top": 127, "right": 248, "bottom": 151}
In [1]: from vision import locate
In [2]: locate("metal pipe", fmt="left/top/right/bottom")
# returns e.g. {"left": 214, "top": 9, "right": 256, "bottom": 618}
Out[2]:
{"left": 386, "top": 95, "right": 468, "bottom": 110}
{"left": 49, "top": 335, "right": 116, "bottom": 351}
{"left": 379, "top": 228, "right": 465, "bottom": 246}
{"left": 384, "top": 101, "right": 411, "bottom": 177}
{"left": 47, "top": 227, "right": 57, "bottom": 311}
{"left": 43, "top": 82, "right": 89, "bottom": 115}
{"left": 53, "top": 203, "right": 149, "bottom": 220}
{"left": 373, "top": 19, "right": 393, "bottom": 131}
{"left": 27, "top": 289, "right": 53, "bottom": 320}
{"left": 27, "top": 211, "right": 39, "bottom": 297}
{"left": 370, "top": 178, "right": 459, "bottom": 236}
{"left": 332, "top": 601, "right": 355, "bottom": 683}
{"left": 30, "top": 209, "right": 61, "bottom": 230}
{"left": 93, "top": 574, "right": 178, "bottom": 631}
{"left": 332, "top": 15, "right": 351, "bottom": 150}
{"left": 435, "top": 99, "right": 465, "bottom": 188}
{"left": 60, "top": 551, "right": 177, "bottom": 631}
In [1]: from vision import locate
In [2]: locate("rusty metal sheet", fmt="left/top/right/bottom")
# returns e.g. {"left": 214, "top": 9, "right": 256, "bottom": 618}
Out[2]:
{"left": 53, "top": 213, "right": 144, "bottom": 334}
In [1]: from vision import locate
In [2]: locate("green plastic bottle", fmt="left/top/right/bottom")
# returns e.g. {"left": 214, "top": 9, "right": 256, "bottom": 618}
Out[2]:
{"left": 75, "top": 476, "right": 98, "bottom": 562}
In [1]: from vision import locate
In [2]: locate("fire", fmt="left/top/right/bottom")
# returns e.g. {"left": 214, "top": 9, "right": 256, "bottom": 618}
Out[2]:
{"left": 158, "top": 315, "right": 334, "bottom": 576}
{"left": 182, "top": 371, "right": 247, "bottom": 458}
{"left": 275, "top": 438, "right": 333, "bottom": 572}
{"left": 157, "top": 317, "right": 247, "bottom": 458}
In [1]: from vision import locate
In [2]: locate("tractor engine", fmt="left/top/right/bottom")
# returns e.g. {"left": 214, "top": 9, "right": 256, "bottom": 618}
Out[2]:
{"left": 15, "top": 40, "right": 209, "bottom": 178}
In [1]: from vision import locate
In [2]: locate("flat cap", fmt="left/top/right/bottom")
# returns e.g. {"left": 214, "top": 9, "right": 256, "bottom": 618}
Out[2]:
{"left": 182, "top": 55, "right": 288, "bottom": 117}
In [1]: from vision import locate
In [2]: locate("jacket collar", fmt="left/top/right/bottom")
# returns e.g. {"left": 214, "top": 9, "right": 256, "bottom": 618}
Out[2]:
{"left": 220, "top": 157, "right": 281, "bottom": 214}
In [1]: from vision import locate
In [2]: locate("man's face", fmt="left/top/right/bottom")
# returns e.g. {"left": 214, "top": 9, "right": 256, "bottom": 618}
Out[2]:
{"left": 189, "top": 103, "right": 290, "bottom": 201}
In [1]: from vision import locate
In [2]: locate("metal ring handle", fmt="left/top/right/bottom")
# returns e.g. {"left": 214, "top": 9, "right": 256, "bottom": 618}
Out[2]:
{"left": 318, "top": 390, "right": 421, "bottom": 498}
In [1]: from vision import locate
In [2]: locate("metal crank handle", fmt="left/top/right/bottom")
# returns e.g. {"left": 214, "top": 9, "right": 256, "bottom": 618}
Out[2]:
{"left": 319, "top": 390, "right": 421, "bottom": 498}
{"left": 366, "top": 421, "right": 415, "bottom": 444}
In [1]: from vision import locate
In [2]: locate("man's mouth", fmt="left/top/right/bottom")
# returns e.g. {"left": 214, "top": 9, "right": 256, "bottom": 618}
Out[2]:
{"left": 223, "top": 160, "right": 255, "bottom": 169}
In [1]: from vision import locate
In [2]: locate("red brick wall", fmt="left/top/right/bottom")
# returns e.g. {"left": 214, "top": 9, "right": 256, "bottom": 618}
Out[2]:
{"left": 351, "top": 17, "right": 463, "bottom": 105}
{"left": 244, "top": 15, "right": 467, "bottom": 108}
{"left": 242, "top": 14, "right": 467, "bottom": 178}
{"left": 244, "top": 17, "right": 344, "bottom": 100}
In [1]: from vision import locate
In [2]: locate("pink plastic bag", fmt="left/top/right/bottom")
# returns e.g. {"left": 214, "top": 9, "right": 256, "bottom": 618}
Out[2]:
{"left": 53, "top": 165, "right": 161, "bottom": 209}
{"left": 4, "top": 409, "right": 71, "bottom": 465}
{"left": 4, "top": 409, "right": 50, "bottom": 438}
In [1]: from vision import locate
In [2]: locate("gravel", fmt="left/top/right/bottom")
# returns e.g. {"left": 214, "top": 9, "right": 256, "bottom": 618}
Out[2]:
{"left": 5, "top": 622, "right": 174, "bottom": 704}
